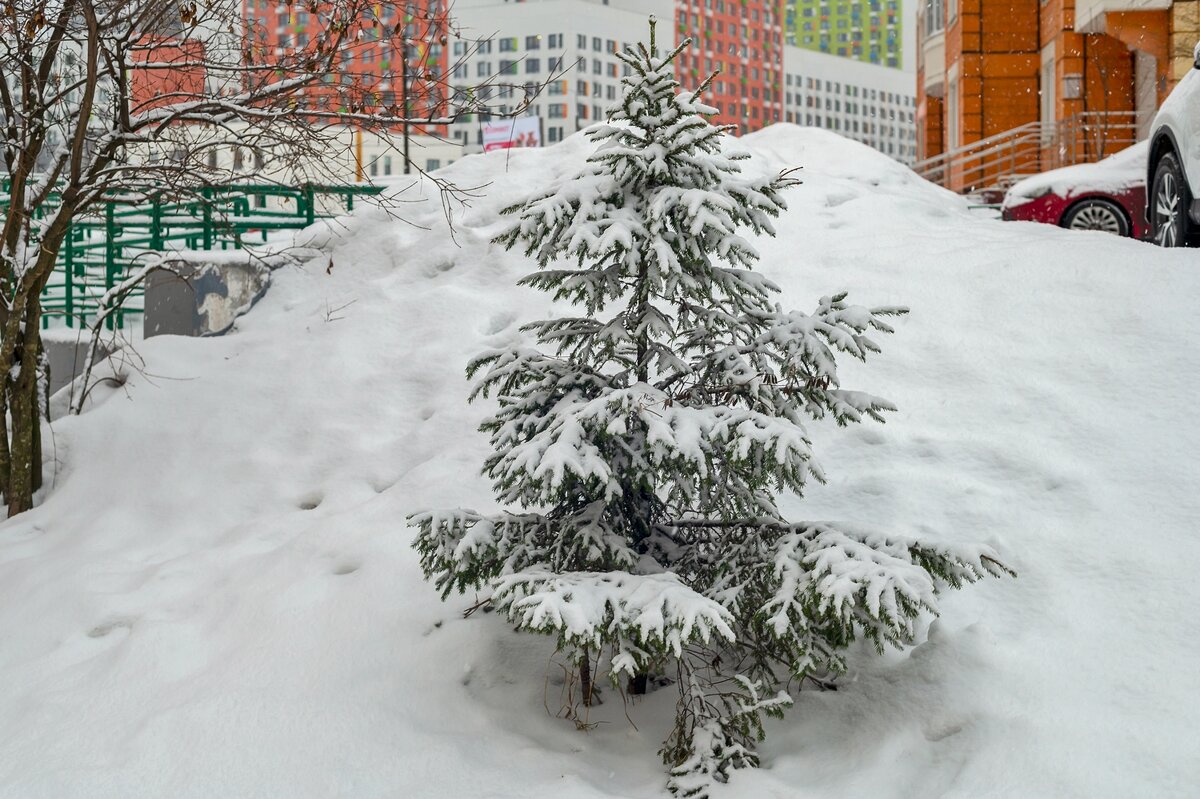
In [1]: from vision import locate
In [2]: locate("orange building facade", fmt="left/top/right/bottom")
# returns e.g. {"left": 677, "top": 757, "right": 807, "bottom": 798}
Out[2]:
{"left": 916, "top": 0, "right": 1199, "bottom": 192}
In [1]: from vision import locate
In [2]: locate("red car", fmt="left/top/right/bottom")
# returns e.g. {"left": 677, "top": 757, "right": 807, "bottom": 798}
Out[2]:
{"left": 1001, "top": 141, "right": 1149, "bottom": 239}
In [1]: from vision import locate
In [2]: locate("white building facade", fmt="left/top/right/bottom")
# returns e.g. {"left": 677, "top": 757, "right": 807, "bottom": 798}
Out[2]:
{"left": 446, "top": 0, "right": 672, "bottom": 152}
{"left": 783, "top": 44, "right": 917, "bottom": 164}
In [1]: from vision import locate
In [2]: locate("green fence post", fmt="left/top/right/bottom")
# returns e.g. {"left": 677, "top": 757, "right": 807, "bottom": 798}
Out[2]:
{"left": 304, "top": 184, "right": 315, "bottom": 226}
{"left": 203, "top": 186, "right": 213, "bottom": 251}
{"left": 150, "top": 192, "right": 163, "bottom": 251}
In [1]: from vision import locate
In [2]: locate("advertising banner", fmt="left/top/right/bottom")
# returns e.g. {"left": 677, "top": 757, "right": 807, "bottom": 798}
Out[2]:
{"left": 482, "top": 116, "right": 542, "bottom": 152}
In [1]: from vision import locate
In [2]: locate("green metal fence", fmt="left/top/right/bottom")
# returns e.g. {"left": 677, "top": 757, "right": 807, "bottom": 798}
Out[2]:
{"left": 1, "top": 182, "right": 384, "bottom": 329}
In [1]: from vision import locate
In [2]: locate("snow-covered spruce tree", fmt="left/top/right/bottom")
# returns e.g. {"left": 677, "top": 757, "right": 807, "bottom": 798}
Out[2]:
{"left": 411, "top": 19, "right": 1011, "bottom": 796}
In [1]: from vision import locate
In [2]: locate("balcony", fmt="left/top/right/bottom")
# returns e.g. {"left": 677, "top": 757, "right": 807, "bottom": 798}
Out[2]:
{"left": 917, "top": 0, "right": 946, "bottom": 96}
{"left": 1075, "top": 0, "right": 1171, "bottom": 33}
{"left": 923, "top": 28, "right": 945, "bottom": 96}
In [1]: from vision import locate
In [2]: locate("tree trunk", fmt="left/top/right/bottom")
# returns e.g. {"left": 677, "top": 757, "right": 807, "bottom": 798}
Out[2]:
{"left": 6, "top": 303, "right": 43, "bottom": 516}
{"left": 628, "top": 672, "right": 649, "bottom": 695}
{"left": 579, "top": 647, "right": 595, "bottom": 707}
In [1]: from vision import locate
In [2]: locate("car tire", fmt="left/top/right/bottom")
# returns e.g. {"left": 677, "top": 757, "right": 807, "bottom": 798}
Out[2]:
{"left": 1062, "top": 198, "right": 1130, "bottom": 237}
{"left": 1151, "top": 151, "right": 1193, "bottom": 247}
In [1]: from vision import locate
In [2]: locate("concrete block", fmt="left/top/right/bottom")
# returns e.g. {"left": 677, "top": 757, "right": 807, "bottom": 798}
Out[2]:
{"left": 42, "top": 329, "right": 114, "bottom": 396}
{"left": 144, "top": 256, "right": 271, "bottom": 338}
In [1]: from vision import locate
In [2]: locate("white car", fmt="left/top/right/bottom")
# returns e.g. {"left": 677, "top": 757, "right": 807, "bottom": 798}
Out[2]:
{"left": 1148, "top": 41, "right": 1200, "bottom": 247}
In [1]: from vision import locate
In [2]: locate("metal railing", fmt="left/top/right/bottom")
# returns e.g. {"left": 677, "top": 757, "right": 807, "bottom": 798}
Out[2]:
{"left": 0, "top": 182, "right": 384, "bottom": 329}
{"left": 913, "top": 111, "right": 1141, "bottom": 193}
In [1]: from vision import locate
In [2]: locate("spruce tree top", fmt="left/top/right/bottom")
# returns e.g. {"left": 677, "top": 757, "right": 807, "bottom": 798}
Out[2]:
{"left": 495, "top": 19, "right": 790, "bottom": 326}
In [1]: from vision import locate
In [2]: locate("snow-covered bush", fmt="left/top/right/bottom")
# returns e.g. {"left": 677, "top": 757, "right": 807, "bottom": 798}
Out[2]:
{"left": 411, "top": 20, "right": 1011, "bottom": 796}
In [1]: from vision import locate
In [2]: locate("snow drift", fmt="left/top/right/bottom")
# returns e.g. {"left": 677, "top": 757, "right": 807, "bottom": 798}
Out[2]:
{"left": 2, "top": 125, "right": 1198, "bottom": 798}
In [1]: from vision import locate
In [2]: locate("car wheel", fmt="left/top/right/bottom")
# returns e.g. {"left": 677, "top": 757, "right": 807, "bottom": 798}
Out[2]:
{"left": 1062, "top": 199, "right": 1130, "bottom": 237}
{"left": 1151, "top": 151, "right": 1192, "bottom": 247}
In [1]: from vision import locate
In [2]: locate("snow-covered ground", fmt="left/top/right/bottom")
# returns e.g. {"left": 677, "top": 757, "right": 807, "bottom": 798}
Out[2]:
{"left": 2, "top": 126, "right": 1198, "bottom": 798}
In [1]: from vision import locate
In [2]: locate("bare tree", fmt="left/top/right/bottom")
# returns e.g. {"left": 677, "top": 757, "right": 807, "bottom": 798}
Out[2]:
{"left": 0, "top": 0, "right": 557, "bottom": 516}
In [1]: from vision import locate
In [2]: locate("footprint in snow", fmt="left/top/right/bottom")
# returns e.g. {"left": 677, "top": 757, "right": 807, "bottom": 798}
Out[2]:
{"left": 923, "top": 720, "right": 966, "bottom": 742}
{"left": 482, "top": 311, "right": 517, "bottom": 335}
{"left": 369, "top": 477, "right": 397, "bottom": 494}
{"left": 88, "top": 618, "right": 134, "bottom": 639}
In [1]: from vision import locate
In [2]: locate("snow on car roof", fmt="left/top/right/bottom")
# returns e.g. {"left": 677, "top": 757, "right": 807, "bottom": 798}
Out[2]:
{"left": 1004, "top": 140, "right": 1149, "bottom": 206}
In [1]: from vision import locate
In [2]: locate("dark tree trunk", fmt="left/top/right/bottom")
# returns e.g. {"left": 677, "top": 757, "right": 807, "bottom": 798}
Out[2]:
{"left": 6, "top": 304, "right": 43, "bottom": 517}
{"left": 579, "top": 647, "right": 595, "bottom": 707}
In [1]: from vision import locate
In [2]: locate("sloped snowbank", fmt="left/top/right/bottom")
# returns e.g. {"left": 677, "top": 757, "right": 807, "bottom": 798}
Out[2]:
{"left": 1, "top": 125, "right": 1198, "bottom": 798}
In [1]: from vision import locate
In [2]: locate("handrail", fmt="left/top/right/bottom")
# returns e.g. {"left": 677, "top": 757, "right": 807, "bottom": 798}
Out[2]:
{"left": 912, "top": 120, "right": 1043, "bottom": 174}
{"left": 915, "top": 111, "right": 1140, "bottom": 192}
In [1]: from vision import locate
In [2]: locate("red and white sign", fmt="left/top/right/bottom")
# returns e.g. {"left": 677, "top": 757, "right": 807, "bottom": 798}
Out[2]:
{"left": 482, "top": 116, "right": 542, "bottom": 152}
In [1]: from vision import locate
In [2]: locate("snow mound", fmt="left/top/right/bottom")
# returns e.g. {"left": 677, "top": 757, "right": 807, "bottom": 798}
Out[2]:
{"left": 2, "top": 125, "right": 1199, "bottom": 799}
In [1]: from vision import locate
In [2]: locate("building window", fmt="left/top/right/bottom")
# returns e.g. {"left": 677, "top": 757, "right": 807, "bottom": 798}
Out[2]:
{"left": 526, "top": 35, "right": 541, "bottom": 50}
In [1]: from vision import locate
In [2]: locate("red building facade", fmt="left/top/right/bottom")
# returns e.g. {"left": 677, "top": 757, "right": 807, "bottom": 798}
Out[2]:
{"left": 674, "top": 0, "right": 786, "bottom": 133}
{"left": 241, "top": 0, "right": 451, "bottom": 130}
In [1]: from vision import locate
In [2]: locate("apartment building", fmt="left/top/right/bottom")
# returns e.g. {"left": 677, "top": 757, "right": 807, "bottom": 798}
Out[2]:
{"left": 447, "top": 0, "right": 914, "bottom": 159}
{"left": 674, "top": 0, "right": 786, "bottom": 131}
{"left": 446, "top": 0, "right": 671, "bottom": 150}
{"left": 916, "top": 0, "right": 1200, "bottom": 191}
{"left": 783, "top": 45, "right": 918, "bottom": 163}
{"left": 785, "top": 0, "right": 904, "bottom": 68}
{"left": 119, "top": 2, "right": 915, "bottom": 172}
{"left": 243, "top": 0, "right": 452, "bottom": 128}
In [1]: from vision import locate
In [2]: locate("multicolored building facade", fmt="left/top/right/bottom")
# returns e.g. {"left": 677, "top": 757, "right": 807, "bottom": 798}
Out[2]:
{"left": 785, "top": 0, "right": 904, "bottom": 68}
